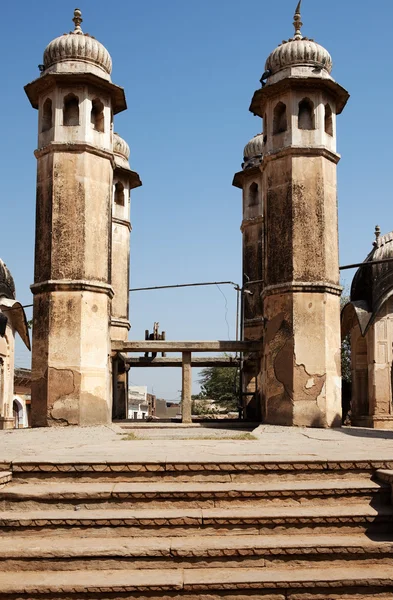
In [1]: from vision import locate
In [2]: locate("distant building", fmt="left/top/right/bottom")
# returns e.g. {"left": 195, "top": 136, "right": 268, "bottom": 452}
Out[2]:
{"left": 0, "top": 261, "right": 30, "bottom": 429}
{"left": 128, "top": 386, "right": 156, "bottom": 420}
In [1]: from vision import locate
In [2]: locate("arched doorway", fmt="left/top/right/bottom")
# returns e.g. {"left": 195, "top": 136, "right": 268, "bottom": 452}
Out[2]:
{"left": 13, "top": 399, "right": 23, "bottom": 429}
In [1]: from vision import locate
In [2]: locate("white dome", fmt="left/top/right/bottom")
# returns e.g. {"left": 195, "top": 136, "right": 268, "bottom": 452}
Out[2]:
{"left": 244, "top": 133, "right": 264, "bottom": 160}
{"left": 113, "top": 133, "right": 131, "bottom": 169}
{"left": 43, "top": 9, "right": 112, "bottom": 76}
{"left": 113, "top": 133, "right": 130, "bottom": 160}
{"left": 265, "top": 2, "right": 332, "bottom": 76}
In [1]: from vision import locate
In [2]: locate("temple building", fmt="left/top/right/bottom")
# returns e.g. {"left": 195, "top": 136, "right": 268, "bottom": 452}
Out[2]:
{"left": 233, "top": 1, "right": 349, "bottom": 426}
{"left": 24, "top": 9, "right": 140, "bottom": 427}
{"left": 0, "top": 260, "right": 30, "bottom": 429}
{"left": 342, "top": 228, "right": 393, "bottom": 429}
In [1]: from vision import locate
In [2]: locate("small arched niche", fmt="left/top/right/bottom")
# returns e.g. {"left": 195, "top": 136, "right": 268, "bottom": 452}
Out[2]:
{"left": 273, "top": 102, "right": 287, "bottom": 135}
{"left": 263, "top": 113, "right": 267, "bottom": 143}
{"left": 298, "top": 98, "right": 315, "bottom": 130}
{"left": 324, "top": 103, "right": 333, "bottom": 136}
{"left": 114, "top": 182, "right": 125, "bottom": 206}
{"left": 63, "top": 94, "right": 79, "bottom": 126}
{"left": 91, "top": 98, "right": 105, "bottom": 133}
{"left": 41, "top": 98, "right": 52, "bottom": 133}
{"left": 248, "top": 182, "right": 259, "bottom": 207}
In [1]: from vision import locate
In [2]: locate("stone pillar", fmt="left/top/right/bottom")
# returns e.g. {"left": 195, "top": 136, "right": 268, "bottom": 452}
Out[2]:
{"left": 247, "top": 6, "right": 349, "bottom": 427}
{"left": 24, "top": 9, "right": 128, "bottom": 426}
{"left": 181, "top": 352, "right": 192, "bottom": 424}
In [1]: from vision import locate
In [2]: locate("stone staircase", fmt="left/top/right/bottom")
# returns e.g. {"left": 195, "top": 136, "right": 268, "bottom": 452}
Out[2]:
{"left": 0, "top": 459, "right": 392, "bottom": 598}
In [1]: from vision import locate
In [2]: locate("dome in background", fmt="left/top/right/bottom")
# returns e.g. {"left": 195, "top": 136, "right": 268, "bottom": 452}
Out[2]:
{"left": 243, "top": 133, "right": 264, "bottom": 170}
{"left": 0, "top": 259, "right": 16, "bottom": 300}
{"left": 351, "top": 227, "right": 393, "bottom": 314}
{"left": 113, "top": 132, "right": 131, "bottom": 170}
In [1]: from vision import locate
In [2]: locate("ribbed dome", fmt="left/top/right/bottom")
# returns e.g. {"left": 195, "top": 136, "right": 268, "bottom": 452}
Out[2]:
{"left": 244, "top": 134, "right": 264, "bottom": 160}
{"left": 265, "top": 2, "right": 332, "bottom": 76}
{"left": 113, "top": 132, "right": 131, "bottom": 170}
{"left": 43, "top": 9, "right": 112, "bottom": 76}
{"left": 266, "top": 39, "right": 332, "bottom": 75}
{"left": 0, "top": 259, "right": 16, "bottom": 300}
{"left": 113, "top": 133, "right": 130, "bottom": 160}
{"left": 243, "top": 133, "right": 264, "bottom": 170}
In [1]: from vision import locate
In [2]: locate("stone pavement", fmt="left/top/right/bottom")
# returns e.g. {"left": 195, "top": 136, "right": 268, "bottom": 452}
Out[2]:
{"left": 1, "top": 423, "right": 393, "bottom": 464}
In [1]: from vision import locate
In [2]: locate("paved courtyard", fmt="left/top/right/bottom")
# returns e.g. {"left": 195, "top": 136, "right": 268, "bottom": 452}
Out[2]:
{"left": 1, "top": 424, "right": 393, "bottom": 464}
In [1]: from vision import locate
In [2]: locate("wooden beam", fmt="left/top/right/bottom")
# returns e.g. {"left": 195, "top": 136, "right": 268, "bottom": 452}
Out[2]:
{"left": 112, "top": 340, "right": 262, "bottom": 353}
{"left": 127, "top": 357, "right": 241, "bottom": 367}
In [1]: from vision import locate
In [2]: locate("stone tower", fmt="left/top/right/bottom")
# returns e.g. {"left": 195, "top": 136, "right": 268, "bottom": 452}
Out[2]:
{"left": 244, "top": 2, "right": 349, "bottom": 426}
{"left": 111, "top": 133, "right": 141, "bottom": 342}
{"left": 25, "top": 9, "right": 128, "bottom": 426}
{"left": 233, "top": 135, "right": 264, "bottom": 420}
{"left": 111, "top": 133, "right": 141, "bottom": 421}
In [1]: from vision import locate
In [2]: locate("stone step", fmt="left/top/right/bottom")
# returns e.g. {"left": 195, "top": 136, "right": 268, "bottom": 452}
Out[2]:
{"left": 0, "top": 472, "right": 11, "bottom": 486}
{"left": 0, "top": 565, "right": 393, "bottom": 597}
{"left": 11, "top": 459, "right": 393, "bottom": 483}
{"left": 1, "top": 503, "right": 391, "bottom": 536}
{"left": 0, "top": 478, "right": 387, "bottom": 510}
{"left": 0, "top": 533, "right": 392, "bottom": 571}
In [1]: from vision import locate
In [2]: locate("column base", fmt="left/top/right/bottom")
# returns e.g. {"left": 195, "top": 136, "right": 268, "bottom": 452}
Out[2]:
{"left": 0, "top": 417, "right": 15, "bottom": 430}
{"left": 352, "top": 415, "right": 393, "bottom": 430}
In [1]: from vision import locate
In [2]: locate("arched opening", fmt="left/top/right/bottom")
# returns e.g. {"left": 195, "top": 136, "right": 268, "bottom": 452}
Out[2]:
{"left": 354, "top": 336, "right": 369, "bottom": 416}
{"left": 114, "top": 182, "right": 125, "bottom": 206}
{"left": 63, "top": 94, "right": 79, "bottom": 126}
{"left": 273, "top": 102, "right": 287, "bottom": 135}
{"left": 42, "top": 98, "right": 52, "bottom": 132}
{"left": 324, "top": 103, "right": 333, "bottom": 136}
{"left": 91, "top": 98, "right": 105, "bottom": 132}
{"left": 298, "top": 98, "right": 315, "bottom": 130}
{"left": 263, "top": 113, "right": 267, "bottom": 143}
{"left": 248, "top": 182, "right": 259, "bottom": 207}
{"left": 13, "top": 399, "right": 23, "bottom": 429}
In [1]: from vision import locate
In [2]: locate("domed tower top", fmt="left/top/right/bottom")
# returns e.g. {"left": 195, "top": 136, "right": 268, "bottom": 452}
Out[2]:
{"left": 0, "top": 259, "right": 16, "bottom": 300}
{"left": 265, "top": 1, "right": 332, "bottom": 77}
{"left": 42, "top": 8, "right": 112, "bottom": 81}
{"left": 250, "top": 0, "right": 349, "bottom": 118}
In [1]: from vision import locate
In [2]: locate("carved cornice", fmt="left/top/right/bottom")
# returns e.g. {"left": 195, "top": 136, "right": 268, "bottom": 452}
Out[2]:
{"left": 111, "top": 317, "right": 131, "bottom": 330}
{"left": 263, "top": 281, "right": 342, "bottom": 298}
{"left": 241, "top": 215, "right": 264, "bottom": 232}
{"left": 35, "top": 142, "right": 115, "bottom": 167}
{"left": 112, "top": 217, "right": 132, "bottom": 232}
{"left": 114, "top": 165, "right": 142, "bottom": 190}
{"left": 250, "top": 75, "right": 350, "bottom": 117}
{"left": 262, "top": 145, "right": 340, "bottom": 166}
{"left": 31, "top": 280, "right": 114, "bottom": 298}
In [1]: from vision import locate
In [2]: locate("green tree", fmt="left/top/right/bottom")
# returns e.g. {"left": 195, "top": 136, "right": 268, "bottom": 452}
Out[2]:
{"left": 197, "top": 357, "right": 239, "bottom": 410}
{"left": 340, "top": 295, "right": 351, "bottom": 385}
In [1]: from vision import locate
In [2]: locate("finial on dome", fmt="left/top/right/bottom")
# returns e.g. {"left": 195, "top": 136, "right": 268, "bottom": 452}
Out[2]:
{"left": 293, "top": 0, "right": 303, "bottom": 40}
{"left": 375, "top": 225, "right": 381, "bottom": 241}
{"left": 72, "top": 8, "right": 83, "bottom": 33}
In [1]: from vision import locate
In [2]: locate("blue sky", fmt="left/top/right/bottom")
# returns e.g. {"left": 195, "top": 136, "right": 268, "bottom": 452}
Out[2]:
{"left": 2, "top": 0, "right": 392, "bottom": 399}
